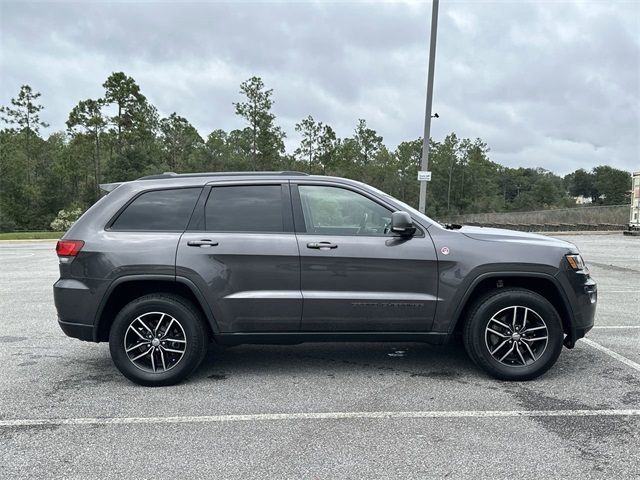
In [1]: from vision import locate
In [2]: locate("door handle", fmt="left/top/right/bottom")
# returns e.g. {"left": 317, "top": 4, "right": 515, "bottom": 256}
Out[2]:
{"left": 187, "top": 239, "right": 219, "bottom": 247}
{"left": 307, "top": 242, "right": 338, "bottom": 250}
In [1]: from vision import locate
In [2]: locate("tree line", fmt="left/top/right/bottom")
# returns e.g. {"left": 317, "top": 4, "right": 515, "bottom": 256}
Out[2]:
{"left": 0, "top": 73, "right": 632, "bottom": 231}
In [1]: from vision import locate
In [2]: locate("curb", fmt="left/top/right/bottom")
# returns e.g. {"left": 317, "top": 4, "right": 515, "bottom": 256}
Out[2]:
{"left": 540, "top": 231, "right": 626, "bottom": 236}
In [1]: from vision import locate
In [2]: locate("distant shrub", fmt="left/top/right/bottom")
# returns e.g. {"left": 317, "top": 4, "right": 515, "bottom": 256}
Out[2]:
{"left": 50, "top": 207, "right": 84, "bottom": 231}
{"left": 0, "top": 211, "right": 18, "bottom": 233}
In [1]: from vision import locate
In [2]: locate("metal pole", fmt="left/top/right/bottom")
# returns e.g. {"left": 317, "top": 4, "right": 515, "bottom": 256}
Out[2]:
{"left": 418, "top": 0, "right": 439, "bottom": 214}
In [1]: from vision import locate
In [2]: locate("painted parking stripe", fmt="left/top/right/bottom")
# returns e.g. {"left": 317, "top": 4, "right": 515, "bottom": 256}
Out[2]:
{"left": 581, "top": 338, "right": 640, "bottom": 373}
{"left": 1, "top": 409, "right": 639, "bottom": 428}
{"left": 0, "top": 253, "right": 35, "bottom": 259}
{"left": 602, "top": 290, "right": 640, "bottom": 293}
{"left": 592, "top": 326, "right": 640, "bottom": 329}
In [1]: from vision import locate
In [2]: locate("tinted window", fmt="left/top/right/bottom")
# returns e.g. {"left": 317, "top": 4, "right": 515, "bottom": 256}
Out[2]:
{"left": 299, "top": 185, "right": 391, "bottom": 236}
{"left": 111, "top": 188, "right": 201, "bottom": 231}
{"left": 205, "top": 185, "right": 284, "bottom": 232}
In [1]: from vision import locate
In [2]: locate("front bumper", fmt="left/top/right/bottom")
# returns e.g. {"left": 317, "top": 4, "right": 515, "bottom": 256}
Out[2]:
{"left": 558, "top": 270, "right": 597, "bottom": 348}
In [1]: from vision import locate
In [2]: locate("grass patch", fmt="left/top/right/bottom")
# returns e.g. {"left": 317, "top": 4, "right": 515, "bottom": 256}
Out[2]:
{"left": 0, "top": 231, "right": 63, "bottom": 240}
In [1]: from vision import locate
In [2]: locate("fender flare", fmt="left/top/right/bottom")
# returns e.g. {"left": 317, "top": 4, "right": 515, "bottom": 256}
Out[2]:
{"left": 93, "top": 274, "right": 219, "bottom": 342}
{"left": 447, "top": 270, "right": 576, "bottom": 343}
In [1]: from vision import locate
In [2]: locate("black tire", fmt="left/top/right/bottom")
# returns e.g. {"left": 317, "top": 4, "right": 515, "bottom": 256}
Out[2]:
{"left": 463, "top": 288, "right": 564, "bottom": 381}
{"left": 109, "top": 294, "right": 208, "bottom": 386}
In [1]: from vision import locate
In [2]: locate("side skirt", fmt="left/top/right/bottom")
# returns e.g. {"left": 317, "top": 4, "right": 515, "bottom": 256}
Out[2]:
{"left": 214, "top": 332, "right": 449, "bottom": 346}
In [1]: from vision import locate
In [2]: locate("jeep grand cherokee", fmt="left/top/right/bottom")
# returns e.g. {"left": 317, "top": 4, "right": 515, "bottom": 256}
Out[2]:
{"left": 53, "top": 172, "right": 597, "bottom": 386}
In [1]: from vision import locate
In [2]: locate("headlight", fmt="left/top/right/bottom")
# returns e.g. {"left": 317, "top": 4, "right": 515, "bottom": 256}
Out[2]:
{"left": 566, "top": 254, "right": 586, "bottom": 271}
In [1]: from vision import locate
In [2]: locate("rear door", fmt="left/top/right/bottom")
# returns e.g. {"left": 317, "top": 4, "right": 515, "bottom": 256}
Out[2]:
{"left": 177, "top": 181, "right": 301, "bottom": 333}
{"left": 292, "top": 182, "right": 439, "bottom": 332}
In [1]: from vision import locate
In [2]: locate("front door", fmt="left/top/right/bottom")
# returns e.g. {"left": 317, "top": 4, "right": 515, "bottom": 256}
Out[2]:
{"left": 177, "top": 182, "right": 301, "bottom": 333}
{"left": 293, "top": 183, "right": 439, "bottom": 332}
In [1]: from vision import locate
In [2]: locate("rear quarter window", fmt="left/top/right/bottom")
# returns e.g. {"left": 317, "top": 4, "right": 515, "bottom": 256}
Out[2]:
{"left": 110, "top": 188, "right": 201, "bottom": 231}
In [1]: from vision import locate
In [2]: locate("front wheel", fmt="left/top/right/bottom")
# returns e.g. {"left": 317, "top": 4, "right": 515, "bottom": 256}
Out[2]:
{"left": 463, "top": 288, "right": 564, "bottom": 381}
{"left": 109, "top": 294, "right": 208, "bottom": 386}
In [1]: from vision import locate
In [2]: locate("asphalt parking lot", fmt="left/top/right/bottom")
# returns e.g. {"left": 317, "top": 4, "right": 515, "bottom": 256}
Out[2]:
{"left": 1, "top": 233, "right": 638, "bottom": 479}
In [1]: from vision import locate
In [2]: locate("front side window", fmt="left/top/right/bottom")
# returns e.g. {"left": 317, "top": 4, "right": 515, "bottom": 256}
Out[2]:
{"left": 111, "top": 188, "right": 201, "bottom": 231}
{"left": 205, "top": 185, "right": 284, "bottom": 232}
{"left": 298, "top": 185, "right": 391, "bottom": 236}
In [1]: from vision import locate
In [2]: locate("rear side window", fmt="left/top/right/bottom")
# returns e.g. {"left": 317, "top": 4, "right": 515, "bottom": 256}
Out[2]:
{"left": 205, "top": 185, "right": 284, "bottom": 232}
{"left": 111, "top": 188, "right": 201, "bottom": 231}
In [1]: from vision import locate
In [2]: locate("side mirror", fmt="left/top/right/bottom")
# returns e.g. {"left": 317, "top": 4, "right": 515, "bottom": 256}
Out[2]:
{"left": 390, "top": 211, "right": 416, "bottom": 237}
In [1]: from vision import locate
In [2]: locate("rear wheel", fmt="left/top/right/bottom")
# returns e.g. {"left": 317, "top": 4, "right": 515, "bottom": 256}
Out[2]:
{"left": 109, "top": 294, "right": 207, "bottom": 386}
{"left": 463, "top": 288, "right": 564, "bottom": 381}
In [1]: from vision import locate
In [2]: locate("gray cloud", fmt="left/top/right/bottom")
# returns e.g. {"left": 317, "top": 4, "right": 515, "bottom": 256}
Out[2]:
{"left": 1, "top": 0, "right": 638, "bottom": 175}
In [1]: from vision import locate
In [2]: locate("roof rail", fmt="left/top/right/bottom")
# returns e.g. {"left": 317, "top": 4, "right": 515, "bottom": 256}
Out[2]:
{"left": 136, "top": 171, "right": 309, "bottom": 181}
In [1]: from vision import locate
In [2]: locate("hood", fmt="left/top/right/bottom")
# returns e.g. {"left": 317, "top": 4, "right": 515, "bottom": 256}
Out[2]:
{"left": 460, "top": 226, "right": 577, "bottom": 251}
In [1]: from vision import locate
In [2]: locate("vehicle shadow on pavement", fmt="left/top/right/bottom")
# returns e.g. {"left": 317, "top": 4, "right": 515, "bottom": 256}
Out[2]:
{"left": 192, "top": 341, "right": 479, "bottom": 381}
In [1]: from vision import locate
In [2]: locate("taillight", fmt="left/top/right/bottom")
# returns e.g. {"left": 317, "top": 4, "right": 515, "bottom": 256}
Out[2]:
{"left": 56, "top": 240, "right": 85, "bottom": 257}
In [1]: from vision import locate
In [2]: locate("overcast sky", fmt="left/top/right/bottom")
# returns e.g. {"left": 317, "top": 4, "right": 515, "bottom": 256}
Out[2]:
{"left": 1, "top": 0, "right": 638, "bottom": 175}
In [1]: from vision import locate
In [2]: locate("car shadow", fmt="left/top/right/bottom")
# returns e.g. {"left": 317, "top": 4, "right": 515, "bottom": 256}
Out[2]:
{"left": 191, "top": 340, "right": 478, "bottom": 382}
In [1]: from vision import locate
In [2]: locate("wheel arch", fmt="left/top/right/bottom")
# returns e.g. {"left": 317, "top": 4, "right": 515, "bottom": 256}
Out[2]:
{"left": 94, "top": 275, "right": 218, "bottom": 342}
{"left": 449, "top": 272, "right": 576, "bottom": 346}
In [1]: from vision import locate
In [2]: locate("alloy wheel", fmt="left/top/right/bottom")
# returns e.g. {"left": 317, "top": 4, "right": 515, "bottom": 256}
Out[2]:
{"left": 484, "top": 306, "right": 549, "bottom": 367}
{"left": 123, "top": 312, "right": 187, "bottom": 373}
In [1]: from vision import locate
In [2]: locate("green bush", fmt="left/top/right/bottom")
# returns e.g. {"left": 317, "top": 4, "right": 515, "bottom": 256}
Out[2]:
{"left": 50, "top": 207, "right": 84, "bottom": 232}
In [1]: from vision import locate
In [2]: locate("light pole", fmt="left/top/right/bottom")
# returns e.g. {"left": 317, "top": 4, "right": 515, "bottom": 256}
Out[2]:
{"left": 418, "top": 0, "right": 439, "bottom": 214}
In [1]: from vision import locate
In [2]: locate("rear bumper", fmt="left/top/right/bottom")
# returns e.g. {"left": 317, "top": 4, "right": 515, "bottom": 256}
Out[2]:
{"left": 58, "top": 319, "right": 94, "bottom": 342}
{"left": 53, "top": 278, "right": 99, "bottom": 342}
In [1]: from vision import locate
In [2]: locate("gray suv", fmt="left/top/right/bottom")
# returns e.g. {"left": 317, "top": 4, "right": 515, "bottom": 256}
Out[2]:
{"left": 53, "top": 172, "right": 597, "bottom": 386}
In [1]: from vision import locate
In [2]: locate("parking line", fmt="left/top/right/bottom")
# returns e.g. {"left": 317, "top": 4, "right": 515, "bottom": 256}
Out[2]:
{"left": 1, "top": 409, "right": 639, "bottom": 428}
{"left": 592, "top": 326, "right": 640, "bottom": 329}
{"left": 603, "top": 290, "right": 640, "bottom": 293}
{"left": 0, "top": 253, "right": 35, "bottom": 259}
{"left": 581, "top": 338, "right": 640, "bottom": 373}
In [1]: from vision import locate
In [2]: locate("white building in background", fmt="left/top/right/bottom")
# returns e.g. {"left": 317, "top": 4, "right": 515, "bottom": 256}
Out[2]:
{"left": 574, "top": 195, "right": 592, "bottom": 205}
{"left": 630, "top": 171, "right": 640, "bottom": 230}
